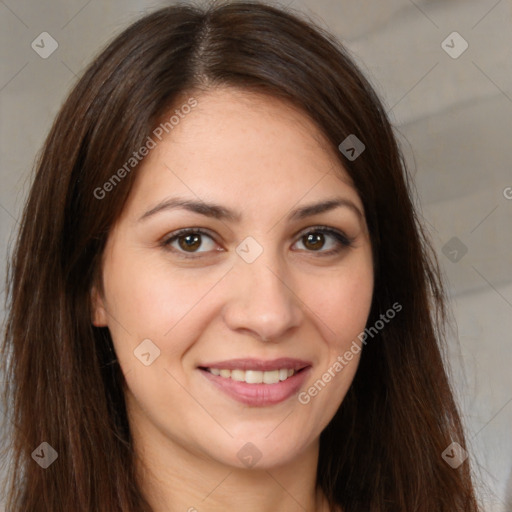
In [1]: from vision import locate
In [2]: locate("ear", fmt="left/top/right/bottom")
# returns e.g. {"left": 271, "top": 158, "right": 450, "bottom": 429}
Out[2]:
{"left": 90, "top": 285, "right": 108, "bottom": 327}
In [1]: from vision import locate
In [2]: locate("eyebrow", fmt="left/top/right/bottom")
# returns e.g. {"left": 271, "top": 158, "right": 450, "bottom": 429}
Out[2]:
{"left": 138, "top": 196, "right": 363, "bottom": 223}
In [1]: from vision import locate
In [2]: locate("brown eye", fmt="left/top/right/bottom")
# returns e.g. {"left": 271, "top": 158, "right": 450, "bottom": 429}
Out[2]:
{"left": 303, "top": 232, "right": 326, "bottom": 251}
{"left": 293, "top": 227, "right": 354, "bottom": 256}
{"left": 178, "top": 233, "right": 202, "bottom": 252}
{"left": 162, "top": 228, "right": 218, "bottom": 257}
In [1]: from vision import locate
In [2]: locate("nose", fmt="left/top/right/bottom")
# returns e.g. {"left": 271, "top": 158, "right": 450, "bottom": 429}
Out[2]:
{"left": 221, "top": 247, "right": 303, "bottom": 342}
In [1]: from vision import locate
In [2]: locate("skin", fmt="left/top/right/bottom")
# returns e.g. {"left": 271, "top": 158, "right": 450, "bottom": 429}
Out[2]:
{"left": 91, "top": 87, "right": 374, "bottom": 512}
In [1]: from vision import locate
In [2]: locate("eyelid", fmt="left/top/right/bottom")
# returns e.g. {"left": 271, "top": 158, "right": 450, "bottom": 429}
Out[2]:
{"left": 161, "top": 225, "right": 354, "bottom": 258}
{"left": 161, "top": 227, "right": 219, "bottom": 256}
{"left": 295, "top": 225, "right": 354, "bottom": 246}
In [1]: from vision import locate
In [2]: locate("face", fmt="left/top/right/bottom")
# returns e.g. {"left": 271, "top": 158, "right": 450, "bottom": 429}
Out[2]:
{"left": 92, "top": 88, "right": 374, "bottom": 470}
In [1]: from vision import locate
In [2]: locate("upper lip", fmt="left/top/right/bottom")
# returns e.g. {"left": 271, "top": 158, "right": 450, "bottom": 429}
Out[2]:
{"left": 199, "top": 358, "right": 312, "bottom": 372}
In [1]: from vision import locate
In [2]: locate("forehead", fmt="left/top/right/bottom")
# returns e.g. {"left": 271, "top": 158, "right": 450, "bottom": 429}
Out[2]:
{"left": 166, "top": 87, "right": 343, "bottom": 170}
{"left": 123, "top": 87, "right": 360, "bottom": 216}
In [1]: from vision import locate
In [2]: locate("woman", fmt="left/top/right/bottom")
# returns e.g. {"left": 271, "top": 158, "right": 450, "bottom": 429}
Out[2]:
{"left": 1, "top": 2, "right": 481, "bottom": 511}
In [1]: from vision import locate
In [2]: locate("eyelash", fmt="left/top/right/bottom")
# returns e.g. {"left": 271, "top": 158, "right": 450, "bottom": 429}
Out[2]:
{"left": 160, "top": 226, "right": 354, "bottom": 259}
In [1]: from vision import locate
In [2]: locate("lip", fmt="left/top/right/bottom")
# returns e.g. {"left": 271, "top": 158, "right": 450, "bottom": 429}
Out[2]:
{"left": 199, "top": 357, "right": 312, "bottom": 372}
{"left": 198, "top": 358, "right": 312, "bottom": 407}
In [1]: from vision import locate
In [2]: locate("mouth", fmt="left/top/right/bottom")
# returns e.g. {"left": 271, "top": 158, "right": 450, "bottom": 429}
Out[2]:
{"left": 198, "top": 358, "right": 312, "bottom": 406}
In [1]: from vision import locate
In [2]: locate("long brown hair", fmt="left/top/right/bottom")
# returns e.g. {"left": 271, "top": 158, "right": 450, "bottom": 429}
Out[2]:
{"left": 1, "top": 2, "right": 480, "bottom": 510}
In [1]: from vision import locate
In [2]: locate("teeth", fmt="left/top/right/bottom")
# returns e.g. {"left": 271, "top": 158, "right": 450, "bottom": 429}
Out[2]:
{"left": 231, "top": 369, "right": 245, "bottom": 382}
{"left": 245, "top": 370, "right": 263, "bottom": 384}
{"left": 262, "top": 370, "right": 279, "bottom": 384}
{"left": 207, "top": 368, "right": 297, "bottom": 384}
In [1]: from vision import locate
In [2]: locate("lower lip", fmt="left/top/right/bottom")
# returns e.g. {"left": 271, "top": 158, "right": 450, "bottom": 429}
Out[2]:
{"left": 199, "top": 367, "right": 311, "bottom": 406}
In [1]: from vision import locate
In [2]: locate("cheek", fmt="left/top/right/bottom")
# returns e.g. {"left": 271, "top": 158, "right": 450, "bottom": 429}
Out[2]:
{"left": 297, "top": 267, "right": 371, "bottom": 426}
{"left": 306, "top": 263, "right": 374, "bottom": 349}
{"left": 102, "top": 248, "right": 226, "bottom": 355}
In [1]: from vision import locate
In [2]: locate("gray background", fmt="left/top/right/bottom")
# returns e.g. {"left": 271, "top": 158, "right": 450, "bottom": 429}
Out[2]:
{"left": 1, "top": 0, "right": 511, "bottom": 510}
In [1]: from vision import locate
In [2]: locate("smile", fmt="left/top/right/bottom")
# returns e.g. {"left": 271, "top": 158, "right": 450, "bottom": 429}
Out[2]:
{"left": 198, "top": 358, "right": 312, "bottom": 406}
